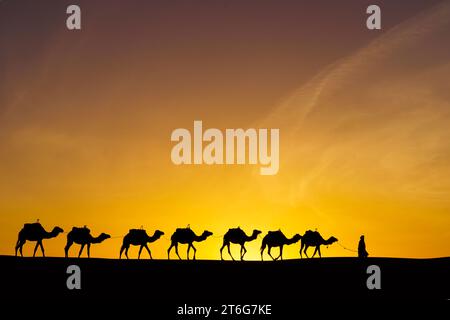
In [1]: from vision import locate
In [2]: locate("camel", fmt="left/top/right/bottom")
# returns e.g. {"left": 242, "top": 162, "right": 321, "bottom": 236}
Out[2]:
{"left": 15, "top": 223, "right": 64, "bottom": 257}
{"left": 260, "top": 230, "right": 302, "bottom": 261}
{"left": 220, "top": 227, "right": 262, "bottom": 261}
{"left": 120, "top": 229, "right": 165, "bottom": 259}
{"left": 64, "top": 226, "right": 111, "bottom": 258}
{"left": 300, "top": 230, "right": 338, "bottom": 258}
{"left": 168, "top": 227, "right": 213, "bottom": 260}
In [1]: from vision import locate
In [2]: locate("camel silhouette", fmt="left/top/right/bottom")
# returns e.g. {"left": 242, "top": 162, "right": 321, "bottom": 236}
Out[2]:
{"left": 220, "top": 227, "right": 261, "bottom": 261}
{"left": 15, "top": 223, "right": 64, "bottom": 257}
{"left": 64, "top": 226, "right": 111, "bottom": 258}
{"left": 300, "top": 230, "right": 338, "bottom": 258}
{"left": 260, "top": 230, "right": 301, "bottom": 261}
{"left": 168, "top": 228, "right": 213, "bottom": 260}
{"left": 120, "top": 229, "right": 165, "bottom": 259}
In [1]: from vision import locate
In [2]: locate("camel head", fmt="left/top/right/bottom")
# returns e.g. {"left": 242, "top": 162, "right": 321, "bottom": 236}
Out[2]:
{"left": 292, "top": 233, "right": 302, "bottom": 243}
{"left": 53, "top": 227, "right": 64, "bottom": 235}
{"left": 98, "top": 233, "right": 111, "bottom": 241}
{"left": 154, "top": 230, "right": 165, "bottom": 238}
{"left": 253, "top": 230, "right": 262, "bottom": 237}
{"left": 326, "top": 236, "right": 338, "bottom": 245}
{"left": 202, "top": 230, "right": 213, "bottom": 238}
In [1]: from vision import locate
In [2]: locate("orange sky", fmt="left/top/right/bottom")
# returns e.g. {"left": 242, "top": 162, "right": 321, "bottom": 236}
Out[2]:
{"left": 0, "top": 0, "right": 449, "bottom": 260}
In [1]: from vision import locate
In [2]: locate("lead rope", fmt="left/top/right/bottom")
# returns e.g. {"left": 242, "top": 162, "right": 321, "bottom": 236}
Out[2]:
{"left": 160, "top": 234, "right": 171, "bottom": 242}
{"left": 337, "top": 241, "right": 358, "bottom": 253}
{"left": 109, "top": 235, "right": 124, "bottom": 239}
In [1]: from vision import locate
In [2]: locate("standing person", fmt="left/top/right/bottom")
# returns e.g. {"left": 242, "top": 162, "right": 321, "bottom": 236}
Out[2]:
{"left": 358, "top": 235, "right": 369, "bottom": 258}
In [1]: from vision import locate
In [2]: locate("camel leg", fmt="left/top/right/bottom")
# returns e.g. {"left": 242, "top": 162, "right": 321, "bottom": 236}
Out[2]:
{"left": 191, "top": 244, "right": 197, "bottom": 260}
{"left": 78, "top": 244, "right": 85, "bottom": 258}
{"left": 220, "top": 240, "right": 228, "bottom": 260}
{"left": 187, "top": 244, "right": 193, "bottom": 260}
{"left": 300, "top": 242, "right": 304, "bottom": 258}
{"left": 175, "top": 243, "right": 181, "bottom": 260}
{"left": 65, "top": 240, "right": 73, "bottom": 258}
{"left": 119, "top": 244, "right": 126, "bottom": 259}
{"left": 125, "top": 246, "right": 130, "bottom": 259}
{"left": 318, "top": 246, "right": 322, "bottom": 258}
{"left": 87, "top": 244, "right": 91, "bottom": 258}
{"left": 39, "top": 241, "right": 45, "bottom": 257}
{"left": 15, "top": 239, "right": 21, "bottom": 257}
{"left": 220, "top": 240, "right": 230, "bottom": 260}
{"left": 33, "top": 242, "right": 39, "bottom": 257}
{"left": 312, "top": 246, "right": 318, "bottom": 258}
{"left": 138, "top": 245, "right": 145, "bottom": 259}
{"left": 19, "top": 241, "right": 24, "bottom": 257}
{"left": 227, "top": 244, "right": 234, "bottom": 261}
{"left": 15, "top": 239, "right": 19, "bottom": 257}
{"left": 241, "top": 245, "right": 247, "bottom": 261}
{"left": 167, "top": 242, "right": 174, "bottom": 260}
{"left": 268, "top": 246, "right": 276, "bottom": 261}
{"left": 277, "top": 246, "right": 284, "bottom": 261}
{"left": 304, "top": 246, "right": 309, "bottom": 258}
{"left": 144, "top": 244, "right": 152, "bottom": 259}
{"left": 15, "top": 240, "right": 25, "bottom": 257}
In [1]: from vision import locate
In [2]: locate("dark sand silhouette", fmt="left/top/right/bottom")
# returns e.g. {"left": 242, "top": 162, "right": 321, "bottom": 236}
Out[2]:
{"left": 2, "top": 256, "right": 449, "bottom": 305}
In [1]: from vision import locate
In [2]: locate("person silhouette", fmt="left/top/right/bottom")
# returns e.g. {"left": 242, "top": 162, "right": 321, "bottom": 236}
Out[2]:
{"left": 358, "top": 235, "right": 369, "bottom": 258}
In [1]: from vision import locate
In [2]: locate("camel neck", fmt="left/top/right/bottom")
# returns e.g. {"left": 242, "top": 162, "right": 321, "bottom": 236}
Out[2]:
{"left": 43, "top": 230, "right": 57, "bottom": 239}
{"left": 194, "top": 234, "right": 206, "bottom": 242}
{"left": 91, "top": 236, "right": 103, "bottom": 243}
{"left": 247, "top": 233, "right": 257, "bottom": 241}
{"left": 286, "top": 237, "right": 298, "bottom": 245}
{"left": 149, "top": 233, "right": 161, "bottom": 241}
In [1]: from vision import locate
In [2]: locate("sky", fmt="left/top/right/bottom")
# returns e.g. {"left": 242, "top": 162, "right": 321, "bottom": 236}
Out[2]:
{"left": 0, "top": 0, "right": 449, "bottom": 260}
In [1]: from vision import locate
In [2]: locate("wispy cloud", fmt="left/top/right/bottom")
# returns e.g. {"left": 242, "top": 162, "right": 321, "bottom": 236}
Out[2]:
{"left": 261, "top": 1, "right": 450, "bottom": 206}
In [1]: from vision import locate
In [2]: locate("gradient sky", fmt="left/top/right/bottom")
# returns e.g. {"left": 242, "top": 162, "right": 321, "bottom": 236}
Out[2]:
{"left": 1, "top": 0, "right": 449, "bottom": 260}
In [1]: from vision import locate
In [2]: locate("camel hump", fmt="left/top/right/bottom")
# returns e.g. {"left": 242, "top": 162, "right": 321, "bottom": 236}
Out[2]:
{"left": 304, "top": 230, "right": 321, "bottom": 239}
{"left": 23, "top": 223, "right": 44, "bottom": 232}
{"left": 226, "top": 227, "right": 245, "bottom": 237}
{"left": 129, "top": 229, "right": 147, "bottom": 237}
{"left": 24, "top": 222, "right": 41, "bottom": 228}
{"left": 174, "top": 228, "right": 194, "bottom": 237}
{"left": 175, "top": 227, "right": 192, "bottom": 234}
{"left": 72, "top": 226, "right": 91, "bottom": 234}
{"left": 266, "top": 230, "right": 284, "bottom": 239}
